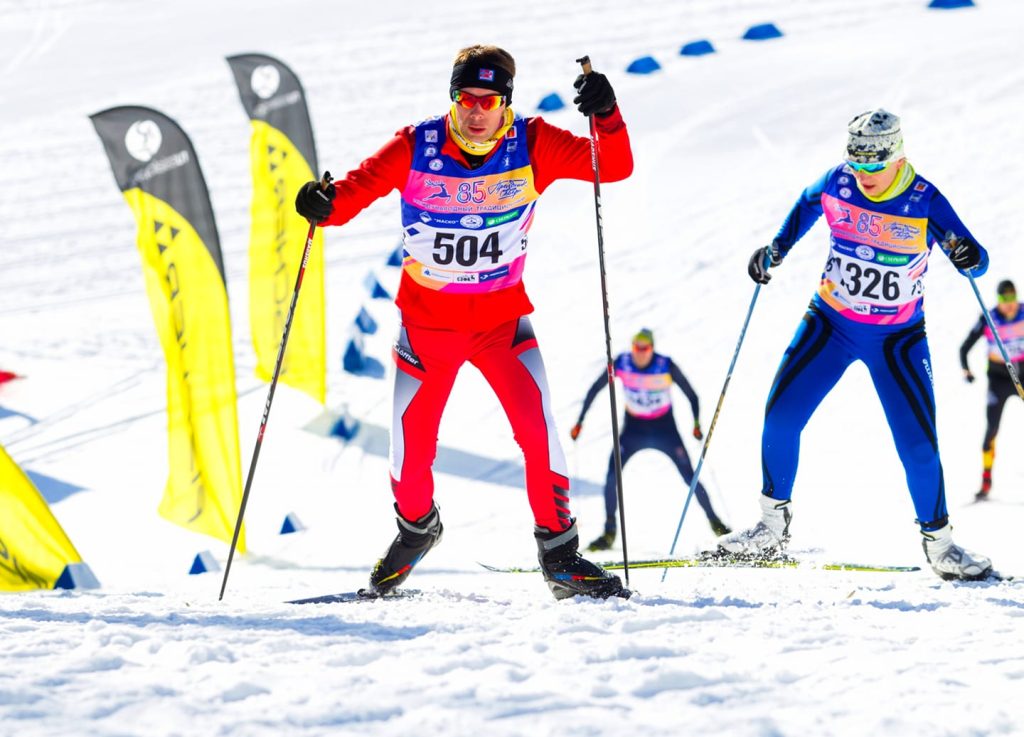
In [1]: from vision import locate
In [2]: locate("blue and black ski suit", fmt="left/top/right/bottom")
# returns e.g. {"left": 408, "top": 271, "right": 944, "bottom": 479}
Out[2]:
{"left": 576, "top": 352, "right": 725, "bottom": 532}
{"left": 762, "top": 162, "right": 988, "bottom": 531}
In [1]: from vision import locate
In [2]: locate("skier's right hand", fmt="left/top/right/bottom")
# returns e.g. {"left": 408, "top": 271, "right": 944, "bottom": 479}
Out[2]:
{"left": 964, "top": 369, "right": 976, "bottom": 383}
{"left": 570, "top": 423, "right": 582, "bottom": 441}
{"left": 748, "top": 242, "right": 782, "bottom": 284}
{"left": 295, "top": 179, "right": 336, "bottom": 223}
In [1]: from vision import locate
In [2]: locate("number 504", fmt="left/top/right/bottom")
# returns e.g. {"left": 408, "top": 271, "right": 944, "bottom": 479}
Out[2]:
{"left": 432, "top": 232, "right": 503, "bottom": 266}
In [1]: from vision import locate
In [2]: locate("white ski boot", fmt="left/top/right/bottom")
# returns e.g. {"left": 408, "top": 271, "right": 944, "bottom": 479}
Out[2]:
{"left": 716, "top": 495, "right": 791, "bottom": 556}
{"left": 921, "top": 524, "right": 993, "bottom": 581}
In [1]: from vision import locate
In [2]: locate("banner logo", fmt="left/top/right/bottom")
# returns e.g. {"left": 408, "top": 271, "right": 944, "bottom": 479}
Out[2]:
{"left": 251, "top": 64, "right": 281, "bottom": 99}
{"left": 125, "top": 120, "right": 162, "bottom": 162}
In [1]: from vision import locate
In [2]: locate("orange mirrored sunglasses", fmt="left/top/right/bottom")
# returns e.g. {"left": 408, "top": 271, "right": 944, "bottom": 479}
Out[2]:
{"left": 452, "top": 90, "right": 506, "bottom": 111}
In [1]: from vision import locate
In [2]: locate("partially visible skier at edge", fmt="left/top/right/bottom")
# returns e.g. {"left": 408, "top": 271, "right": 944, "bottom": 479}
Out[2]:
{"left": 959, "top": 278, "right": 1024, "bottom": 501}
{"left": 718, "top": 109, "right": 996, "bottom": 581}
{"left": 294, "top": 45, "right": 634, "bottom": 599}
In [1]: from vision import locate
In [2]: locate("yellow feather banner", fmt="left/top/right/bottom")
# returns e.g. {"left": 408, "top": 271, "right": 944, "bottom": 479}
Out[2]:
{"left": 228, "top": 54, "right": 325, "bottom": 404}
{"left": 91, "top": 106, "right": 245, "bottom": 551}
{"left": 0, "top": 444, "right": 83, "bottom": 591}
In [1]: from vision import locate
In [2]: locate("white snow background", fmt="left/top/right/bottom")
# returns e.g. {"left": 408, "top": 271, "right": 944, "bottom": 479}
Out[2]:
{"left": 2, "top": 1, "right": 1024, "bottom": 735}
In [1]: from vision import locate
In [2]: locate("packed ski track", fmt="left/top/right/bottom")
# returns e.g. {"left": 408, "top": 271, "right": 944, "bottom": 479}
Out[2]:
{"left": 2, "top": 1, "right": 1024, "bottom": 736}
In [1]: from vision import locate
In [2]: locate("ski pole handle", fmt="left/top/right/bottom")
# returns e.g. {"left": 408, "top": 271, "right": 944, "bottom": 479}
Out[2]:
{"left": 308, "top": 169, "right": 334, "bottom": 237}
{"left": 309, "top": 171, "right": 334, "bottom": 228}
{"left": 576, "top": 56, "right": 593, "bottom": 75}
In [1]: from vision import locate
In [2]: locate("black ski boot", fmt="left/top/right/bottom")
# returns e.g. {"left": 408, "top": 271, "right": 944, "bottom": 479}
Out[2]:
{"left": 536, "top": 521, "right": 629, "bottom": 600}
{"left": 709, "top": 517, "right": 732, "bottom": 537}
{"left": 586, "top": 523, "right": 616, "bottom": 552}
{"left": 366, "top": 504, "right": 443, "bottom": 595}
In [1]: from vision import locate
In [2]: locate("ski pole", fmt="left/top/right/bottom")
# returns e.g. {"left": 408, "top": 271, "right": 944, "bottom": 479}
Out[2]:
{"left": 576, "top": 55, "right": 629, "bottom": 586}
{"left": 945, "top": 234, "right": 1024, "bottom": 401}
{"left": 662, "top": 269, "right": 766, "bottom": 582}
{"left": 219, "top": 171, "right": 333, "bottom": 601}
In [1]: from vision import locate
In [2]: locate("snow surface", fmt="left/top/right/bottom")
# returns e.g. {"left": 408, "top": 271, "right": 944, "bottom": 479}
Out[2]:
{"left": 2, "top": 1, "right": 1024, "bottom": 735}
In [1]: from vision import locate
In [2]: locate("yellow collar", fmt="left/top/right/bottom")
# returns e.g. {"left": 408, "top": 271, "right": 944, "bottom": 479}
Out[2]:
{"left": 447, "top": 105, "right": 515, "bottom": 156}
{"left": 857, "top": 161, "right": 916, "bottom": 202}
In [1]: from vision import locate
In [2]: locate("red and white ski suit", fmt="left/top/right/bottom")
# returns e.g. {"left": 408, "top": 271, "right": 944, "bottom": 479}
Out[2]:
{"left": 322, "top": 108, "right": 632, "bottom": 530}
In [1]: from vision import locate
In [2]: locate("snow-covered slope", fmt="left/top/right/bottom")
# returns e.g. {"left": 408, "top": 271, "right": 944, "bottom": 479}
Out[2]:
{"left": 2, "top": 1, "right": 1023, "bottom": 735}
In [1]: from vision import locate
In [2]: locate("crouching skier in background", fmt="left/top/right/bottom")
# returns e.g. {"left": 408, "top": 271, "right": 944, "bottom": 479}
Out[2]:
{"left": 959, "top": 279, "right": 1024, "bottom": 500}
{"left": 294, "top": 45, "right": 634, "bottom": 599}
{"left": 571, "top": 328, "right": 730, "bottom": 551}
{"left": 718, "top": 109, "right": 995, "bottom": 580}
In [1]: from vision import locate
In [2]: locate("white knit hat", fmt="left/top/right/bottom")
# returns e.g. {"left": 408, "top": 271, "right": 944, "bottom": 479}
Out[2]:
{"left": 846, "top": 109, "right": 904, "bottom": 164}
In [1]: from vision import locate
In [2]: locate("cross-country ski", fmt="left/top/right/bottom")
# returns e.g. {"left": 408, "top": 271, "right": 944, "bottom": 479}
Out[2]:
{"left": 479, "top": 554, "right": 923, "bottom": 574}
{"left": 287, "top": 588, "right": 419, "bottom": 605}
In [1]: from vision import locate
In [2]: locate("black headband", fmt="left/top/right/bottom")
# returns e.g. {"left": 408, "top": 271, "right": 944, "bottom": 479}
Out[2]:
{"left": 450, "top": 62, "right": 514, "bottom": 103}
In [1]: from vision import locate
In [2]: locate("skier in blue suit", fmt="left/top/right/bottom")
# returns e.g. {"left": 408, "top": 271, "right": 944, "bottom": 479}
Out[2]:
{"left": 571, "top": 328, "right": 729, "bottom": 551}
{"left": 719, "top": 109, "right": 994, "bottom": 580}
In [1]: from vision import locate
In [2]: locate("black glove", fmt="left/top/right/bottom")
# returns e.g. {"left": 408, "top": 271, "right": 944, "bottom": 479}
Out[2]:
{"left": 295, "top": 180, "right": 336, "bottom": 223}
{"left": 945, "top": 234, "right": 981, "bottom": 271}
{"left": 573, "top": 72, "right": 616, "bottom": 117}
{"left": 964, "top": 370, "right": 976, "bottom": 383}
{"left": 748, "top": 243, "right": 782, "bottom": 284}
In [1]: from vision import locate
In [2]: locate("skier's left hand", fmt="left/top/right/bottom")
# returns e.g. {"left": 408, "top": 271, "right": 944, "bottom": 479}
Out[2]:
{"left": 573, "top": 71, "right": 616, "bottom": 117}
{"left": 945, "top": 233, "right": 981, "bottom": 271}
{"left": 963, "top": 369, "right": 976, "bottom": 383}
{"left": 693, "top": 422, "right": 704, "bottom": 441}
